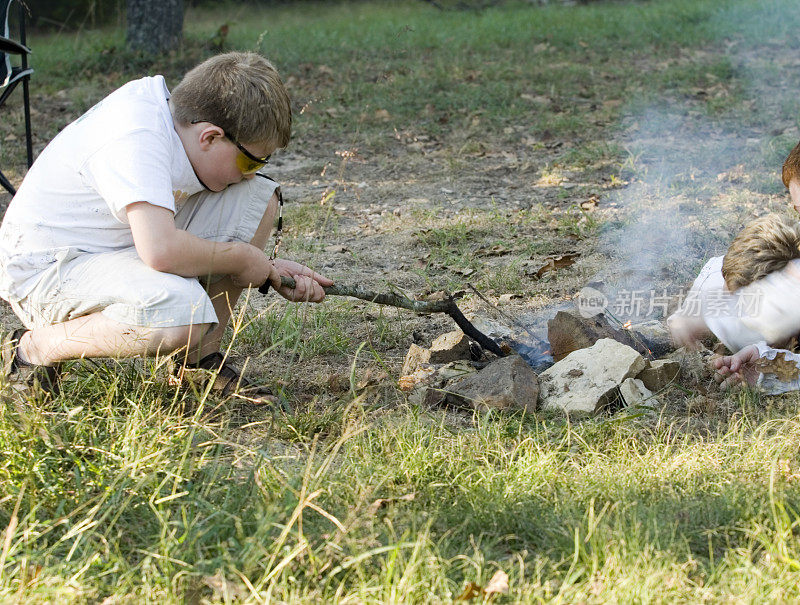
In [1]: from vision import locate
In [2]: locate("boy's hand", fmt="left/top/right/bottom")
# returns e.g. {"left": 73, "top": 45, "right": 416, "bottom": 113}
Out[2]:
{"left": 270, "top": 259, "right": 333, "bottom": 303}
{"left": 667, "top": 313, "right": 710, "bottom": 349}
{"left": 711, "top": 344, "right": 760, "bottom": 389}
{"left": 230, "top": 243, "right": 281, "bottom": 289}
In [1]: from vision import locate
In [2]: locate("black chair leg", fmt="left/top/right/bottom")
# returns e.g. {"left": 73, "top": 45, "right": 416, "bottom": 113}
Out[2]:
{"left": 0, "top": 170, "right": 16, "bottom": 195}
{"left": 22, "top": 74, "right": 30, "bottom": 167}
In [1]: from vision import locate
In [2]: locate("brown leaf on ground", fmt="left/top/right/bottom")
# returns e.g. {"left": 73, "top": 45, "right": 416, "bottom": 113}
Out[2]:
{"left": 456, "top": 570, "right": 510, "bottom": 600}
{"left": 535, "top": 253, "right": 580, "bottom": 279}
{"left": 203, "top": 574, "right": 249, "bottom": 601}
{"left": 779, "top": 459, "right": 800, "bottom": 482}
{"left": 476, "top": 244, "right": 512, "bottom": 257}
{"left": 456, "top": 582, "right": 483, "bottom": 601}
{"left": 753, "top": 352, "right": 800, "bottom": 382}
{"left": 366, "top": 492, "right": 416, "bottom": 516}
{"left": 357, "top": 369, "right": 389, "bottom": 390}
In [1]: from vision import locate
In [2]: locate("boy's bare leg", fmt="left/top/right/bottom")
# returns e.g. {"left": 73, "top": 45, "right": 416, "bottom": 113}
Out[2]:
{"left": 19, "top": 191, "right": 279, "bottom": 367}
{"left": 188, "top": 190, "right": 279, "bottom": 363}
{"left": 17, "top": 313, "right": 210, "bottom": 366}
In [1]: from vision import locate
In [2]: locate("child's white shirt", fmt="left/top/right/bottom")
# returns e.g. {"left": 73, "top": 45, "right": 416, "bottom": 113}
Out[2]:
{"left": 678, "top": 258, "right": 800, "bottom": 394}
{"left": 677, "top": 256, "right": 764, "bottom": 352}
{"left": 0, "top": 75, "right": 203, "bottom": 301}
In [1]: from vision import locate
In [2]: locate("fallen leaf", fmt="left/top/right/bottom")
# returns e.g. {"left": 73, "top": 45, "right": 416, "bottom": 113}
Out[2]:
{"left": 534, "top": 253, "right": 580, "bottom": 279}
{"left": 327, "top": 373, "right": 349, "bottom": 393}
{"left": 449, "top": 266, "right": 476, "bottom": 277}
{"left": 520, "top": 93, "right": 549, "bottom": 104}
{"left": 357, "top": 369, "right": 389, "bottom": 390}
{"left": 580, "top": 196, "right": 598, "bottom": 210}
{"left": 476, "top": 244, "right": 511, "bottom": 257}
{"left": 456, "top": 570, "right": 510, "bottom": 601}
{"left": 456, "top": 582, "right": 483, "bottom": 601}
{"left": 754, "top": 352, "right": 800, "bottom": 382}
{"left": 203, "top": 574, "right": 249, "bottom": 601}
{"left": 778, "top": 458, "right": 800, "bottom": 482}
{"left": 484, "top": 570, "right": 510, "bottom": 595}
{"left": 366, "top": 492, "right": 416, "bottom": 515}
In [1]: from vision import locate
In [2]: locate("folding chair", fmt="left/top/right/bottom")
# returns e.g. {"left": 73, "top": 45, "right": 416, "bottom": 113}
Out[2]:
{"left": 0, "top": 0, "right": 31, "bottom": 195}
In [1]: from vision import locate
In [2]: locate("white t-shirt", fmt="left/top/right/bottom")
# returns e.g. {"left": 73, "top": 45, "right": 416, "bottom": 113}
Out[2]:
{"left": 0, "top": 75, "right": 203, "bottom": 300}
{"left": 676, "top": 255, "right": 764, "bottom": 352}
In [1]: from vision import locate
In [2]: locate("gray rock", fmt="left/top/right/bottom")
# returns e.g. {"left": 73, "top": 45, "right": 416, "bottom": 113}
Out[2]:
{"left": 405, "top": 361, "right": 476, "bottom": 407}
{"left": 538, "top": 338, "right": 647, "bottom": 414}
{"left": 401, "top": 331, "right": 472, "bottom": 375}
{"left": 619, "top": 378, "right": 659, "bottom": 407}
{"left": 446, "top": 355, "right": 539, "bottom": 412}
{"left": 636, "top": 359, "right": 680, "bottom": 392}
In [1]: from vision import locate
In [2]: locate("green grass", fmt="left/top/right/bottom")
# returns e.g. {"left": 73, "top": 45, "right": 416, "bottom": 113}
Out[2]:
{"left": 5, "top": 0, "right": 800, "bottom": 601}
{"left": 7, "top": 385, "right": 800, "bottom": 602}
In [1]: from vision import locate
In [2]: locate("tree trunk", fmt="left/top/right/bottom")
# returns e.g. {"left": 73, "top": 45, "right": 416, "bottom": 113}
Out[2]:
{"left": 126, "top": 0, "right": 183, "bottom": 54}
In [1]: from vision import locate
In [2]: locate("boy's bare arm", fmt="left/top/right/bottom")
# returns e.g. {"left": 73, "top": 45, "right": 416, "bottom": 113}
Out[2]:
{"left": 126, "top": 201, "right": 280, "bottom": 289}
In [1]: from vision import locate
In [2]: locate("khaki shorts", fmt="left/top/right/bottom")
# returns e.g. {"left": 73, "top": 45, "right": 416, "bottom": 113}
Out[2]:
{"left": 10, "top": 175, "right": 279, "bottom": 330}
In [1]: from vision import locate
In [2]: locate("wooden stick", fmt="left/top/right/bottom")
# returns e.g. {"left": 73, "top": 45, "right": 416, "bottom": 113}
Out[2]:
{"left": 261, "top": 277, "right": 506, "bottom": 357}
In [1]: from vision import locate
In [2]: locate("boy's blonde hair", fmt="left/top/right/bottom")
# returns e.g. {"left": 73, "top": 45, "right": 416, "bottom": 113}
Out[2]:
{"left": 722, "top": 213, "right": 800, "bottom": 291}
{"left": 171, "top": 51, "right": 292, "bottom": 148}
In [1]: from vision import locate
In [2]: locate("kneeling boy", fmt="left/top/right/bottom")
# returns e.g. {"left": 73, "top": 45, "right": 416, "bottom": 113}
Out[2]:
{"left": 0, "top": 51, "right": 332, "bottom": 400}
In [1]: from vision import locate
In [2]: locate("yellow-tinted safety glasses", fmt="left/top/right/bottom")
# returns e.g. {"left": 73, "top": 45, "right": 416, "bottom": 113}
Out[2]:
{"left": 190, "top": 119, "right": 271, "bottom": 175}
{"left": 230, "top": 137, "right": 271, "bottom": 175}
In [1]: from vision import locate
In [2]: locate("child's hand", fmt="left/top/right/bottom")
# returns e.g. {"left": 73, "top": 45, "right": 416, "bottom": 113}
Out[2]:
{"left": 667, "top": 313, "right": 710, "bottom": 349}
{"left": 790, "top": 179, "right": 800, "bottom": 214}
{"left": 271, "top": 259, "right": 333, "bottom": 303}
{"left": 711, "top": 344, "right": 761, "bottom": 389}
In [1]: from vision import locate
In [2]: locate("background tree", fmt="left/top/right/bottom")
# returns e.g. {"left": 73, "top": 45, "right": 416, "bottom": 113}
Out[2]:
{"left": 126, "top": 0, "right": 183, "bottom": 54}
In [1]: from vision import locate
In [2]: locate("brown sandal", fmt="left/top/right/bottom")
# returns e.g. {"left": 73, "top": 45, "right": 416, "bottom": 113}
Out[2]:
{"left": 0, "top": 329, "right": 61, "bottom": 397}
{"left": 175, "top": 351, "right": 277, "bottom": 405}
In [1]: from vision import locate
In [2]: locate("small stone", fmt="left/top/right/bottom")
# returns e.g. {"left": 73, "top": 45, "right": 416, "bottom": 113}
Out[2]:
{"left": 429, "top": 330, "right": 472, "bottom": 364}
{"left": 398, "top": 365, "right": 436, "bottom": 391}
{"left": 446, "top": 355, "right": 539, "bottom": 412}
{"left": 619, "top": 378, "right": 659, "bottom": 407}
{"left": 401, "top": 343, "right": 432, "bottom": 376}
{"left": 637, "top": 359, "right": 680, "bottom": 392}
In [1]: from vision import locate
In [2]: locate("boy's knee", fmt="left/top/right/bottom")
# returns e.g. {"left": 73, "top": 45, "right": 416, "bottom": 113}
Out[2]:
{"left": 153, "top": 323, "right": 213, "bottom": 354}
